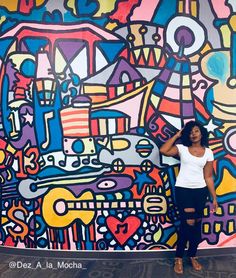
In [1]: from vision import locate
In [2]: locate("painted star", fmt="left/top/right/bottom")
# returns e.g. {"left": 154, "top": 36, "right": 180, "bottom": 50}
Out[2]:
{"left": 205, "top": 119, "right": 219, "bottom": 135}
{"left": 22, "top": 111, "right": 33, "bottom": 126}
{"left": 133, "top": 170, "right": 156, "bottom": 195}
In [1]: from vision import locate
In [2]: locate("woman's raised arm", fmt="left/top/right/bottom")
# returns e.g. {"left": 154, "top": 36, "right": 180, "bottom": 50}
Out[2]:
{"left": 159, "top": 130, "right": 182, "bottom": 157}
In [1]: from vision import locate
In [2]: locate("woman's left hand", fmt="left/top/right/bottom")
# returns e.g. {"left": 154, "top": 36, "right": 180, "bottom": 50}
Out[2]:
{"left": 212, "top": 198, "right": 218, "bottom": 213}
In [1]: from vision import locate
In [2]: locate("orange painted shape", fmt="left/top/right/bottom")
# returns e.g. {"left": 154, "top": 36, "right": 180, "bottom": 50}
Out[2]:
{"left": 159, "top": 99, "right": 180, "bottom": 115}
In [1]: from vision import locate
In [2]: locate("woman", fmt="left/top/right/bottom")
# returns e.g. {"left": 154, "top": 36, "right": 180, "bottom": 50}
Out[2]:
{"left": 160, "top": 121, "right": 218, "bottom": 274}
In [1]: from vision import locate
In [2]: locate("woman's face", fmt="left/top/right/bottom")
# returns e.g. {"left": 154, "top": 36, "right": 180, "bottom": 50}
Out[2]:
{"left": 189, "top": 126, "right": 202, "bottom": 144}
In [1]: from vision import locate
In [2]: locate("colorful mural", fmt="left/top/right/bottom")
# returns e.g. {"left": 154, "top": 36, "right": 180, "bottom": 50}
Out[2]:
{"left": 0, "top": 0, "right": 235, "bottom": 251}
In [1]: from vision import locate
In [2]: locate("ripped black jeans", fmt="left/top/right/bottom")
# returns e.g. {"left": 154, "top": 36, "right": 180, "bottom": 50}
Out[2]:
{"left": 175, "top": 186, "right": 209, "bottom": 258}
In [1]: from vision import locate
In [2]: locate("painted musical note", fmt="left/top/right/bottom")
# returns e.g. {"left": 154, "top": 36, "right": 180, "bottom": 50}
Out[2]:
{"left": 58, "top": 156, "right": 67, "bottom": 167}
{"left": 106, "top": 216, "right": 141, "bottom": 245}
{"left": 47, "top": 155, "right": 56, "bottom": 165}
{"left": 41, "top": 111, "right": 54, "bottom": 149}
{"left": 115, "top": 223, "right": 128, "bottom": 234}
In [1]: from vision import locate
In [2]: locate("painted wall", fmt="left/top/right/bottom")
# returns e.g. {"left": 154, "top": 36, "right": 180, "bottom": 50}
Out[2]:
{"left": 0, "top": 0, "right": 235, "bottom": 251}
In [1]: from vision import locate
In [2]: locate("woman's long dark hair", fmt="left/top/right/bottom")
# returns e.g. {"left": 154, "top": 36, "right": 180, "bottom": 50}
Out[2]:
{"left": 181, "top": 121, "right": 209, "bottom": 147}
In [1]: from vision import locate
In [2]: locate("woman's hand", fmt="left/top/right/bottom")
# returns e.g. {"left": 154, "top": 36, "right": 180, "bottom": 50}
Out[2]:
{"left": 159, "top": 129, "right": 182, "bottom": 156}
{"left": 211, "top": 198, "right": 218, "bottom": 213}
{"left": 175, "top": 129, "right": 183, "bottom": 139}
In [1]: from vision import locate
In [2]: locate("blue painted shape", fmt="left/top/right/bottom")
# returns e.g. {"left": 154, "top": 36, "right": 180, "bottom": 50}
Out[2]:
{"left": 0, "top": 7, "right": 47, "bottom": 30}
{"left": 1, "top": 75, "right": 13, "bottom": 137}
{"left": 207, "top": 52, "right": 228, "bottom": 82}
{"left": 195, "top": 111, "right": 207, "bottom": 124}
{"left": 20, "top": 59, "right": 36, "bottom": 78}
{"left": 30, "top": 183, "right": 37, "bottom": 193}
{"left": 34, "top": 215, "right": 47, "bottom": 237}
{"left": 106, "top": 193, "right": 115, "bottom": 201}
{"left": 139, "top": 213, "right": 145, "bottom": 221}
{"left": 37, "top": 238, "right": 48, "bottom": 248}
{"left": 97, "top": 42, "right": 127, "bottom": 63}
{"left": 181, "top": 62, "right": 190, "bottom": 74}
{"left": 43, "top": 10, "right": 63, "bottom": 23}
{"left": 214, "top": 18, "right": 228, "bottom": 28}
{"left": 152, "top": 80, "right": 166, "bottom": 97}
{"left": 214, "top": 150, "right": 227, "bottom": 160}
{"left": 64, "top": 11, "right": 107, "bottom": 26}
{"left": 36, "top": 167, "right": 71, "bottom": 179}
{"left": 0, "top": 39, "right": 14, "bottom": 59}
{"left": 137, "top": 127, "right": 145, "bottom": 135}
{"left": 86, "top": 242, "right": 93, "bottom": 250}
{"left": 23, "top": 38, "right": 49, "bottom": 55}
{"left": 58, "top": 229, "right": 64, "bottom": 243}
{"left": 136, "top": 144, "right": 153, "bottom": 150}
{"left": 138, "top": 228, "right": 144, "bottom": 235}
{"left": 70, "top": 73, "right": 80, "bottom": 86}
{"left": 105, "top": 233, "right": 113, "bottom": 240}
{"left": 134, "top": 170, "right": 156, "bottom": 194}
{"left": 61, "top": 80, "right": 71, "bottom": 92}
{"left": 123, "top": 190, "right": 132, "bottom": 199}
{"left": 62, "top": 95, "right": 70, "bottom": 106}
{"left": 97, "top": 216, "right": 106, "bottom": 225}
{"left": 166, "top": 56, "right": 176, "bottom": 69}
{"left": 97, "top": 240, "right": 106, "bottom": 250}
{"left": 72, "top": 139, "right": 85, "bottom": 154}
{"left": 152, "top": 0, "right": 178, "bottom": 26}
{"left": 75, "top": 0, "right": 98, "bottom": 16}
{"left": 91, "top": 110, "right": 127, "bottom": 119}
{"left": 69, "top": 87, "right": 78, "bottom": 97}
{"left": 116, "top": 246, "right": 124, "bottom": 250}
{"left": 174, "top": 62, "right": 181, "bottom": 72}
{"left": 231, "top": 33, "right": 236, "bottom": 76}
{"left": 159, "top": 225, "right": 176, "bottom": 242}
{"left": 128, "top": 239, "right": 136, "bottom": 247}
{"left": 76, "top": 242, "right": 82, "bottom": 249}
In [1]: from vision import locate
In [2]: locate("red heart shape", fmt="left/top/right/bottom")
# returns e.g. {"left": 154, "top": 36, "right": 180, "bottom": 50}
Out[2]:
{"left": 106, "top": 216, "right": 141, "bottom": 245}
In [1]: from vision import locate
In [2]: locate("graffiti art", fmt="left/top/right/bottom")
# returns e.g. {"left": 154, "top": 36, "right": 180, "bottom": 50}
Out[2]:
{"left": 0, "top": 0, "right": 235, "bottom": 251}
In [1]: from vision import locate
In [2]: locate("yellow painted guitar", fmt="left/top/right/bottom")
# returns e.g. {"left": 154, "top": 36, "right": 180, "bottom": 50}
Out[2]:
{"left": 42, "top": 187, "right": 167, "bottom": 228}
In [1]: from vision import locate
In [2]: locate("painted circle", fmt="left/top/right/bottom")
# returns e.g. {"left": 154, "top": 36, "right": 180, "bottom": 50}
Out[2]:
{"left": 136, "top": 139, "right": 153, "bottom": 158}
{"left": 20, "top": 59, "right": 36, "bottom": 77}
{"left": 72, "top": 139, "right": 85, "bottom": 154}
{"left": 97, "top": 239, "right": 108, "bottom": 250}
{"left": 139, "top": 25, "right": 147, "bottom": 34}
{"left": 141, "top": 160, "right": 153, "bottom": 173}
{"left": 112, "top": 158, "right": 124, "bottom": 172}
{"left": 55, "top": 200, "right": 67, "bottom": 215}
{"left": 37, "top": 237, "right": 48, "bottom": 248}
{"left": 166, "top": 16, "right": 205, "bottom": 56}
{"left": 175, "top": 26, "right": 195, "bottom": 47}
{"left": 223, "top": 128, "right": 236, "bottom": 155}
